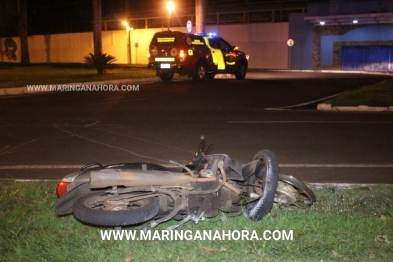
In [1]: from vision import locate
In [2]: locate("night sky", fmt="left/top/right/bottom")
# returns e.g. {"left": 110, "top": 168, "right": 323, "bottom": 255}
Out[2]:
{"left": 0, "top": 0, "right": 196, "bottom": 36}
{"left": 0, "top": 0, "right": 324, "bottom": 36}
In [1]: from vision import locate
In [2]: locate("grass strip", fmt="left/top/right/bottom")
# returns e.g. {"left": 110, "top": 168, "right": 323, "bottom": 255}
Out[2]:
{"left": 0, "top": 65, "right": 156, "bottom": 88}
{"left": 326, "top": 79, "right": 393, "bottom": 107}
{"left": 1, "top": 181, "right": 392, "bottom": 261}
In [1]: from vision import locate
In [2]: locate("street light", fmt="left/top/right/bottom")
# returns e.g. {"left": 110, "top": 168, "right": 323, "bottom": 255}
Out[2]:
{"left": 166, "top": 1, "right": 175, "bottom": 30}
{"left": 122, "top": 21, "right": 133, "bottom": 64}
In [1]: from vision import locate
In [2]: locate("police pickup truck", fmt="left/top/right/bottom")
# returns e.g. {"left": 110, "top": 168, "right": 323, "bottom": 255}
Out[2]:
{"left": 148, "top": 31, "right": 249, "bottom": 81}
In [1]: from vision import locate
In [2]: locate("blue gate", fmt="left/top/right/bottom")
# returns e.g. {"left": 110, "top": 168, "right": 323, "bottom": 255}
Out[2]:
{"left": 341, "top": 45, "right": 393, "bottom": 71}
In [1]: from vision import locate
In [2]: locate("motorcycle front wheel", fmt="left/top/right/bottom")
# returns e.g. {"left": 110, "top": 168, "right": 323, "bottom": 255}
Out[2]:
{"left": 72, "top": 192, "right": 160, "bottom": 226}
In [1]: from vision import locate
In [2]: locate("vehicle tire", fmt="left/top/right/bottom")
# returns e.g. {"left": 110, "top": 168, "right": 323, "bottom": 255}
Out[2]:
{"left": 72, "top": 192, "right": 160, "bottom": 226}
{"left": 206, "top": 73, "right": 215, "bottom": 80}
{"left": 159, "top": 71, "right": 174, "bottom": 81}
{"left": 235, "top": 61, "right": 247, "bottom": 80}
{"left": 193, "top": 62, "right": 207, "bottom": 81}
{"left": 244, "top": 150, "right": 279, "bottom": 220}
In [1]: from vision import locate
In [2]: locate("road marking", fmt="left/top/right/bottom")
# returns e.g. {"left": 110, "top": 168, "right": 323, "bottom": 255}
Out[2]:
{"left": 279, "top": 164, "right": 393, "bottom": 168}
{"left": 0, "top": 165, "right": 82, "bottom": 169}
{"left": 1, "top": 163, "right": 392, "bottom": 169}
{"left": 264, "top": 92, "right": 343, "bottom": 110}
{"left": 227, "top": 120, "right": 393, "bottom": 124}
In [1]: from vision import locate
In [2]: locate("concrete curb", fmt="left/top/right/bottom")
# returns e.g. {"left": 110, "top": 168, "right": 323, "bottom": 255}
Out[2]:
{"left": 0, "top": 77, "right": 160, "bottom": 97}
{"left": 309, "top": 183, "right": 379, "bottom": 189}
{"left": 317, "top": 103, "right": 393, "bottom": 112}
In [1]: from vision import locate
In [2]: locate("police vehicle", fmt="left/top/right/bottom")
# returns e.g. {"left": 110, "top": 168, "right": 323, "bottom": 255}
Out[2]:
{"left": 148, "top": 31, "right": 249, "bottom": 81}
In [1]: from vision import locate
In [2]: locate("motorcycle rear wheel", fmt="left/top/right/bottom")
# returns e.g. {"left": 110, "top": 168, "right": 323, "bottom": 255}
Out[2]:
{"left": 247, "top": 173, "right": 316, "bottom": 208}
{"left": 72, "top": 192, "right": 159, "bottom": 226}
{"left": 276, "top": 173, "right": 316, "bottom": 207}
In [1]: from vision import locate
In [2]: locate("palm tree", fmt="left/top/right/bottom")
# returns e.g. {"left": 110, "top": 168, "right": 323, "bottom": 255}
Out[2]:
{"left": 84, "top": 53, "right": 116, "bottom": 75}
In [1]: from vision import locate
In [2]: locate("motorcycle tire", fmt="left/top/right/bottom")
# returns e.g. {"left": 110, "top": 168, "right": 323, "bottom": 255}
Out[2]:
{"left": 245, "top": 149, "right": 279, "bottom": 221}
{"left": 72, "top": 192, "right": 160, "bottom": 226}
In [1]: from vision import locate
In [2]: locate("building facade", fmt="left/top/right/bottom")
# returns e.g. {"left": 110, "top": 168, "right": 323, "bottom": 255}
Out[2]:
{"left": 1, "top": 0, "right": 392, "bottom": 71}
{"left": 289, "top": 0, "right": 393, "bottom": 71}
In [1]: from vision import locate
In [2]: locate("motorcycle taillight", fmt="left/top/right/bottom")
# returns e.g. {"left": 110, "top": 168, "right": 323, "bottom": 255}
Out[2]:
{"left": 56, "top": 181, "right": 71, "bottom": 198}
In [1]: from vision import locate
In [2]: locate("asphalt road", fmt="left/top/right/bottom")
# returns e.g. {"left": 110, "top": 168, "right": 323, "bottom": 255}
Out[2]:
{"left": 1, "top": 70, "right": 392, "bottom": 183}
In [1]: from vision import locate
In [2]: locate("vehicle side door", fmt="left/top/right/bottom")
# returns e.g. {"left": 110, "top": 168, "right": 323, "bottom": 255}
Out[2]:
{"left": 204, "top": 37, "right": 225, "bottom": 70}
{"left": 217, "top": 37, "right": 237, "bottom": 71}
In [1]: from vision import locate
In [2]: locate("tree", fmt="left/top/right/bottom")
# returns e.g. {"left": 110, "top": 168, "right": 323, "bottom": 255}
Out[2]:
{"left": 0, "top": 0, "right": 30, "bottom": 64}
{"left": 84, "top": 53, "right": 116, "bottom": 75}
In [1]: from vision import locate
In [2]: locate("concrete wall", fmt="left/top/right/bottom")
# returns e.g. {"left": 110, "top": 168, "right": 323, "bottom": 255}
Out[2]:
{"left": 288, "top": 13, "right": 314, "bottom": 70}
{"left": 208, "top": 23, "right": 288, "bottom": 69}
{"left": 288, "top": 0, "right": 393, "bottom": 71}
{"left": 320, "top": 25, "right": 393, "bottom": 67}
{"left": 0, "top": 23, "right": 289, "bottom": 69}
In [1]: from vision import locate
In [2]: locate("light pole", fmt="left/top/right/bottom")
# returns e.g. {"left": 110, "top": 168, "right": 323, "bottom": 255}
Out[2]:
{"left": 122, "top": 21, "right": 133, "bottom": 64}
{"left": 166, "top": 1, "right": 175, "bottom": 31}
{"left": 195, "top": 0, "right": 205, "bottom": 34}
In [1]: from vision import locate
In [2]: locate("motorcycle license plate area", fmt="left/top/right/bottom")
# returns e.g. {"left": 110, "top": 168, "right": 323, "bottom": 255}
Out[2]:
{"left": 160, "top": 63, "right": 171, "bottom": 69}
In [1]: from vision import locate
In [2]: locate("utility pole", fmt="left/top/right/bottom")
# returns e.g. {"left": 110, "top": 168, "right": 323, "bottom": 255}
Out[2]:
{"left": 125, "top": 0, "right": 131, "bottom": 64}
{"left": 195, "top": 0, "right": 205, "bottom": 34}
{"left": 92, "top": 0, "right": 102, "bottom": 74}
{"left": 125, "top": 0, "right": 128, "bottom": 23}
{"left": 18, "top": 0, "right": 30, "bottom": 64}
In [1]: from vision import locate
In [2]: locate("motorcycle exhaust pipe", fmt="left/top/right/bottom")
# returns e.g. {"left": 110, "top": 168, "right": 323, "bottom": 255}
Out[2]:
{"left": 244, "top": 150, "right": 279, "bottom": 221}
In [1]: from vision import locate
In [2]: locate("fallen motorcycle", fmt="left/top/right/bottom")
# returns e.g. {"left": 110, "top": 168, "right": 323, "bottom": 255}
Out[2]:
{"left": 55, "top": 137, "right": 315, "bottom": 228}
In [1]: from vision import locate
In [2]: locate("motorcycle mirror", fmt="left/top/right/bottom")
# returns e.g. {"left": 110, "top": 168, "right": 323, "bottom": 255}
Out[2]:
{"left": 205, "top": 143, "right": 214, "bottom": 155}
{"left": 192, "top": 135, "right": 205, "bottom": 167}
